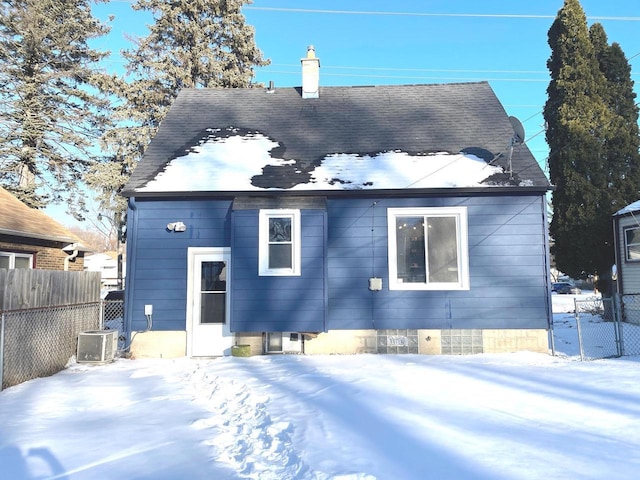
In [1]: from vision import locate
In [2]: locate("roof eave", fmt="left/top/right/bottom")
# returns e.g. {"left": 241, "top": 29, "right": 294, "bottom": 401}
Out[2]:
{"left": 122, "top": 185, "right": 553, "bottom": 199}
{"left": 0, "top": 228, "right": 80, "bottom": 245}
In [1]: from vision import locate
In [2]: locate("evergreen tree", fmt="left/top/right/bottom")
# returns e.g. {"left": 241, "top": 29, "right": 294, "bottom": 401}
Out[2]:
{"left": 544, "top": 0, "right": 639, "bottom": 287}
{"left": 589, "top": 23, "right": 640, "bottom": 289}
{"left": 589, "top": 23, "right": 640, "bottom": 196}
{"left": 87, "top": 0, "right": 269, "bottom": 217}
{"left": 0, "top": 0, "right": 111, "bottom": 214}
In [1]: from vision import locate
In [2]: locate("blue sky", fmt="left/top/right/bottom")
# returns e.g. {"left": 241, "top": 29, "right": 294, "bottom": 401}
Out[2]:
{"left": 49, "top": 0, "right": 640, "bottom": 227}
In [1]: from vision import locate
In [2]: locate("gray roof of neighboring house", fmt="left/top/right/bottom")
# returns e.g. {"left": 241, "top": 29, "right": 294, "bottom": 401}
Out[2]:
{"left": 122, "top": 82, "right": 550, "bottom": 196}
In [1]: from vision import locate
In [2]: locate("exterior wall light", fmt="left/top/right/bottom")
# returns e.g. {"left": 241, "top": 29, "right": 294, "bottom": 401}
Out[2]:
{"left": 167, "top": 222, "right": 187, "bottom": 232}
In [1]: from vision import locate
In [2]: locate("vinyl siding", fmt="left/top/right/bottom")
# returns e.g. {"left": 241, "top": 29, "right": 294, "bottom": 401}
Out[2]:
{"left": 326, "top": 194, "right": 550, "bottom": 330}
{"left": 126, "top": 193, "right": 551, "bottom": 334}
{"left": 230, "top": 209, "right": 327, "bottom": 332}
{"left": 617, "top": 215, "right": 640, "bottom": 294}
{"left": 125, "top": 198, "right": 232, "bottom": 332}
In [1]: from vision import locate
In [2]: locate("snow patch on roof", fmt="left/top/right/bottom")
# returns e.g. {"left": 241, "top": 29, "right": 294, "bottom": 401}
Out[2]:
{"left": 140, "top": 132, "right": 293, "bottom": 192}
{"left": 137, "top": 131, "right": 504, "bottom": 192}
{"left": 615, "top": 200, "right": 640, "bottom": 216}
{"left": 291, "top": 151, "right": 502, "bottom": 190}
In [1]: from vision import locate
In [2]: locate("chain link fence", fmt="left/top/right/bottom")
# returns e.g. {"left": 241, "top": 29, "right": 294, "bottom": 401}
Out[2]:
{"left": 618, "top": 293, "right": 640, "bottom": 356}
{"left": 1, "top": 303, "right": 100, "bottom": 390}
{"left": 102, "top": 298, "right": 125, "bottom": 351}
{"left": 552, "top": 294, "right": 640, "bottom": 361}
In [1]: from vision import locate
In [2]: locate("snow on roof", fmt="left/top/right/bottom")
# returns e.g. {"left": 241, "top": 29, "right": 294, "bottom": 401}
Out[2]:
{"left": 137, "top": 131, "right": 505, "bottom": 193}
{"left": 615, "top": 200, "right": 640, "bottom": 216}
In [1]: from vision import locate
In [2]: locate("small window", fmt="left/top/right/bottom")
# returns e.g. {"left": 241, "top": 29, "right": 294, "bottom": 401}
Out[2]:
{"left": 259, "top": 209, "right": 301, "bottom": 276}
{"left": 387, "top": 207, "right": 469, "bottom": 290}
{"left": 0, "top": 252, "right": 33, "bottom": 269}
{"left": 624, "top": 226, "right": 640, "bottom": 262}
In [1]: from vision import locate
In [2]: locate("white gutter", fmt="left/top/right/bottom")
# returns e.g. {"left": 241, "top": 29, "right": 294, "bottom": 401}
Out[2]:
{"left": 63, "top": 243, "right": 80, "bottom": 271}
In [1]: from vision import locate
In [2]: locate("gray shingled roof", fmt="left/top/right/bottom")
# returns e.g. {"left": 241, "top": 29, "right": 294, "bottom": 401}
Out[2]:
{"left": 122, "top": 82, "right": 550, "bottom": 196}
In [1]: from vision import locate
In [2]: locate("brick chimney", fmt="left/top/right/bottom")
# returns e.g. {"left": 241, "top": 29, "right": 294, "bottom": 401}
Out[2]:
{"left": 301, "top": 45, "right": 320, "bottom": 99}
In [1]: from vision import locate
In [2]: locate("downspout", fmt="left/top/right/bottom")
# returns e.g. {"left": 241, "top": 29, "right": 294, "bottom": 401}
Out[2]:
{"left": 124, "top": 197, "right": 138, "bottom": 339}
{"left": 64, "top": 244, "right": 79, "bottom": 271}
{"left": 542, "top": 194, "right": 555, "bottom": 355}
{"left": 612, "top": 214, "right": 622, "bottom": 295}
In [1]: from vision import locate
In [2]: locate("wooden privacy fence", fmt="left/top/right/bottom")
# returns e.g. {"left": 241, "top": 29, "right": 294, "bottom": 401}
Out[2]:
{"left": 0, "top": 269, "right": 102, "bottom": 390}
{"left": 0, "top": 269, "right": 101, "bottom": 309}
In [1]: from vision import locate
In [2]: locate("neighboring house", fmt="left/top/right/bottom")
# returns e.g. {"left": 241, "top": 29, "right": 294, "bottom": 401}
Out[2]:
{"left": 0, "top": 186, "right": 88, "bottom": 271}
{"left": 121, "top": 47, "right": 553, "bottom": 358}
{"left": 613, "top": 201, "right": 640, "bottom": 294}
{"left": 84, "top": 251, "right": 126, "bottom": 289}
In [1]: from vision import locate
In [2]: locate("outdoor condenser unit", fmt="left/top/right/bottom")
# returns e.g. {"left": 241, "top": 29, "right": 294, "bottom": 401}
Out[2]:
{"left": 265, "top": 332, "right": 303, "bottom": 354}
{"left": 77, "top": 330, "right": 118, "bottom": 364}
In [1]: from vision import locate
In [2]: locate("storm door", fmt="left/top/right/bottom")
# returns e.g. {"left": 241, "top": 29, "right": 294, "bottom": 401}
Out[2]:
{"left": 187, "top": 248, "right": 233, "bottom": 356}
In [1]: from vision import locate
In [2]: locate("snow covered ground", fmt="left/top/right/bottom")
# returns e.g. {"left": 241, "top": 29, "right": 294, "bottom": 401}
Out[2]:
{"left": 2, "top": 293, "right": 640, "bottom": 480}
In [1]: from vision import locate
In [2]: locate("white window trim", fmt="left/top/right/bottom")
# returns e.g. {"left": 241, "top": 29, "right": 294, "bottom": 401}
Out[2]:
{"left": 387, "top": 207, "right": 469, "bottom": 291}
{"left": 0, "top": 251, "right": 33, "bottom": 269}
{"left": 259, "top": 209, "right": 301, "bottom": 276}
{"left": 624, "top": 226, "right": 640, "bottom": 262}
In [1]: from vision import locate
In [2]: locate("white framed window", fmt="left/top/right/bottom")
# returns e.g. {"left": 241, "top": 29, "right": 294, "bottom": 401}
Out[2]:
{"left": 624, "top": 226, "right": 640, "bottom": 262}
{"left": 259, "top": 209, "right": 301, "bottom": 276}
{"left": 0, "top": 252, "right": 33, "bottom": 269}
{"left": 387, "top": 207, "right": 469, "bottom": 290}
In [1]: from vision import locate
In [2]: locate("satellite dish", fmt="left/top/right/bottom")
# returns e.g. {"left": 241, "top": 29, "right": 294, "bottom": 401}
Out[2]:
{"left": 509, "top": 116, "right": 525, "bottom": 145}
{"left": 505, "top": 116, "right": 525, "bottom": 180}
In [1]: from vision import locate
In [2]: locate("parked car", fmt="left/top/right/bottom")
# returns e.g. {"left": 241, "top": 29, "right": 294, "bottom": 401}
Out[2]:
{"left": 552, "top": 282, "right": 582, "bottom": 294}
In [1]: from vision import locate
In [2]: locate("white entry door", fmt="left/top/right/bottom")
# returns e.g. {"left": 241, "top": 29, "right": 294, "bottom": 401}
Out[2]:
{"left": 187, "top": 248, "right": 233, "bottom": 356}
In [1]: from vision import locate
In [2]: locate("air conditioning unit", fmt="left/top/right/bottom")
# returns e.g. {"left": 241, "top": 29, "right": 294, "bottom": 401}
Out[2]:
{"left": 77, "top": 330, "right": 118, "bottom": 364}
{"left": 265, "top": 332, "right": 303, "bottom": 354}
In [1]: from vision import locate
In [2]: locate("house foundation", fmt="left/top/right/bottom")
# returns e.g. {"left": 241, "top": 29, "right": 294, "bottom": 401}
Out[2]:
{"left": 128, "top": 329, "right": 549, "bottom": 358}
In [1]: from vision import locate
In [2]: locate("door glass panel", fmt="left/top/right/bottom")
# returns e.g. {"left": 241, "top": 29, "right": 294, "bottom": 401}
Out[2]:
{"left": 200, "top": 261, "right": 226, "bottom": 324}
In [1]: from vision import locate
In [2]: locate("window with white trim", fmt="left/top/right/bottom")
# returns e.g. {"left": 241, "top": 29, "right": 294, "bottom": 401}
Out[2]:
{"left": 259, "top": 209, "right": 301, "bottom": 276}
{"left": 0, "top": 252, "right": 33, "bottom": 269}
{"left": 387, "top": 207, "right": 469, "bottom": 290}
{"left": 624, "top": 226, "right": 640, "bottom": 261}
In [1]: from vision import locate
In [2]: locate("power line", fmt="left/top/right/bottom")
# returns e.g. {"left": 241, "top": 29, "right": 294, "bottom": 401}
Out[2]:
{"left": 258, "top": 69, "right": 550, "bottom": 83}
{"left": 244, "top": 6, "right": 640, "bottom": 22}
{"left": 270, "top": 63, "right": 549, "bottom": 75}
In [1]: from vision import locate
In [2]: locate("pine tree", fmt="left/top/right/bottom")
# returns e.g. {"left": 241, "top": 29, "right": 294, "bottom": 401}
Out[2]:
{"left": 87, "top": 0, "right": 269, "bottom": 217}
{"left": 0, "top": 0, "right": 111, "bottom": 214}
{"left": 544, "top": 0, "right": 627, "bottom": 286}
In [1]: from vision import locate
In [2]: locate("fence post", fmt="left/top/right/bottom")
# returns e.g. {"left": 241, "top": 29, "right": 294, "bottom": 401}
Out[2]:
{"left": 574, "top": 298, "right": 584, "bottom": 361}
{"left": 614, "top": 293, "right": 625, "bottom": 356}
{"left": 1, "top": 312, "right": 5, "bottom": 391}
{"left": 99, "top": 298, "right": 104, "bottom": 330}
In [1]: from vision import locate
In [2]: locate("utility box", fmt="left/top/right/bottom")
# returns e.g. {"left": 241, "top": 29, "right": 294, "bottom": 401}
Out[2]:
{"left": 77, "top": 330, "right": 118, "bottom": 364}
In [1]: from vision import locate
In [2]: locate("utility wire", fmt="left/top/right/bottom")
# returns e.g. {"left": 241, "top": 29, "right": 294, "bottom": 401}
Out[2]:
{"left": 245, "top": 6, "right": 640, "bottom": 22}
{"left": 269, "top": 63, "right": 549, "bottom": 75}
{"left": 260, "top": 69, "right": 550, "bottom": 83}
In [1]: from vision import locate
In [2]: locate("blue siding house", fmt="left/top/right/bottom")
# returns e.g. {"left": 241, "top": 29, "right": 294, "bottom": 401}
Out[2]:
{"left": 121, "top": 48, "right": 552, "bottom": 357}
